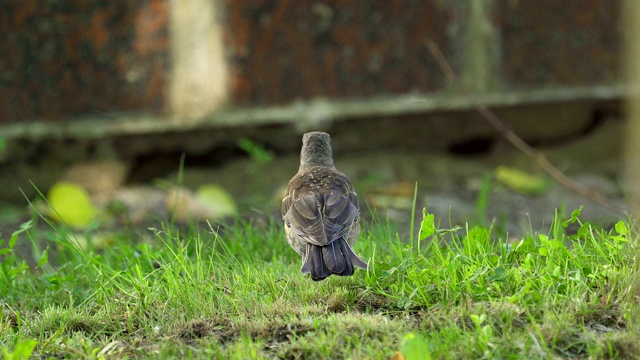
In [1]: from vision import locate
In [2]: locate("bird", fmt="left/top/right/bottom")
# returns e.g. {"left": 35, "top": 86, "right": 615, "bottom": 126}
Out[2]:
{"left": 282, "top": 131, "right": 368, "bottom": 281}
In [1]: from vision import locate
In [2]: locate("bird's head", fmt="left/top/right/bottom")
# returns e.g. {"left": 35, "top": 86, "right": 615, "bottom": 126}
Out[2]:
{"left": 300, "top": 132, "right": 334, "bottom": 168}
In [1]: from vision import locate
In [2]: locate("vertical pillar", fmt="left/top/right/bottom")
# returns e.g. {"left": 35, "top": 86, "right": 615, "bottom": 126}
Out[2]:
{"left": 452, "top": 0, "right": 503, "bottom": 93}
{"left": 169, "top": 0, "right": 228, "bottom": 121}
{"left": 623, "top": 0, "right": 640, "bottom": 212}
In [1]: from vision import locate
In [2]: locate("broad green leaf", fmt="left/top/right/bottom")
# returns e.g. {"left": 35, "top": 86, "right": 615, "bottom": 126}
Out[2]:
{"left": 2, "top": 338, "right": 38, "bottom": 360}
{"left": 9, "top": 220, "right": 33, "bottom": 249}
{"left": 470, "top": 314, "right": 487, "bottom": 327}
{"left": 237, "top": 138, "right": 274, "bottom": 165}
{"left": 196, "top": 184, "right": 238, "bottom": 218}
{"left": 401, "top": 332, "right": 431, "bottom": 360}
{"left": 37, "top": 248, "right": 49, "bottom": 267}
{"left": 615, "top": 221, "right": 628, "bottom": 236}
{"left": 47, "top": 182, "right": 96, "bottom": 228}
{"left": 562, "top": 206, "right": 583, "bottom": 227}
{"left": 488, "top": 266, "right": 507, "bottom": 282}
{"left": 419, "top": 209, "right": 435, "bottom": 240}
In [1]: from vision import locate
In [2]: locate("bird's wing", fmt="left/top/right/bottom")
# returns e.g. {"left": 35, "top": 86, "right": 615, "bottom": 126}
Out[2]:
{"left": 281, "top": 189, "right": 294, "bottom": 219}
{"left": 321, "top": 190, "right": 359, "bottom": 243}
{"left": 284, "top": 192, "right": 328, "bottom": 246}
{"left": 284, "top": 189, "right": 358, "bottom": 246}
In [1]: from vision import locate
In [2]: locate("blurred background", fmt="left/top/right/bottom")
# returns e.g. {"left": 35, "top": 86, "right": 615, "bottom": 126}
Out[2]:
{"left": 0, "top": 0, "right": 636, "bottom": 237}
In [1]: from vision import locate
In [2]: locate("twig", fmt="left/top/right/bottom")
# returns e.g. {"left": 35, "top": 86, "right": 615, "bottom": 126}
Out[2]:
{"left": 424, "top": 39, "right": 622, "bottom": 213}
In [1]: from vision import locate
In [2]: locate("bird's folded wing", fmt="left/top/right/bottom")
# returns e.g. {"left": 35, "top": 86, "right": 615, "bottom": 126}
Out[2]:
{"left": 283, "top": 191, "right": 358, "bottom": 246}
{"left": 322, "top": 192, "right": 358, "bottom": 243}
{"left": 284, "top": 193, "right": 327, "bottom": 246}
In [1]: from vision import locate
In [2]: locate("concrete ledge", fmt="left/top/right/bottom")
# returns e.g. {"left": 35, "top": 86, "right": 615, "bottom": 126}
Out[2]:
{"left": 0, "top": 85, "right": 627, "bottom": 141}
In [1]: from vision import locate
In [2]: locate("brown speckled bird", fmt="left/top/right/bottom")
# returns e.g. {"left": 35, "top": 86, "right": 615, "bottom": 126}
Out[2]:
{"left": 282, "top": 132, "right": 368, "bottom": 281}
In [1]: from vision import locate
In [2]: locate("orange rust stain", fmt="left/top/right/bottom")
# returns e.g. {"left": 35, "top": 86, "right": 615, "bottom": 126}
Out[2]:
{"left": 575, "top": 10, "right": 595, "bottom": 26}
{"left": 229, "top": 11, "right": 250, "bottom": 56}
{"left": 134, "top": 0, "right": 169, "bottom": 58}
{"left": 145, "top": 61, "right": 165, "bottom": 107}
{"left": 13, "top": 1, "right": 38, "bottom": 27}
{"left": 90, "top": 11, "right": 109, "bottom": 52}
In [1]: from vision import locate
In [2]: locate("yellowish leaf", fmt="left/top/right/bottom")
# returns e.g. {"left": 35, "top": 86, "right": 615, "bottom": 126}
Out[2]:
{"left": 195, "top": 184, "right": 238, "bottom": 217}
{"left": 47, "top": 181, "right": 96, "bottom": 228}
{"left": 495, "top": 166, "right": 550, "bottom": 195}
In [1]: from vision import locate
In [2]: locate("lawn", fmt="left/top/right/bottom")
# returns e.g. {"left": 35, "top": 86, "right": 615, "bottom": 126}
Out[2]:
{"left": 1, "top": 206, "right": 638, "bottom": 359}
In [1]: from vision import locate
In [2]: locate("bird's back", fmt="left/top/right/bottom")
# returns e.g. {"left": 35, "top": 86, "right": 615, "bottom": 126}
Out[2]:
{"left": 286, "top": 165, "right": 355, "bottom": 198}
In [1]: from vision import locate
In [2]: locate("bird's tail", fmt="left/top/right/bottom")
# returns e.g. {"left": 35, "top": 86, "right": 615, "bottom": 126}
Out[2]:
{"left": 301, "top": 239, "right": 368, "bottom": 281}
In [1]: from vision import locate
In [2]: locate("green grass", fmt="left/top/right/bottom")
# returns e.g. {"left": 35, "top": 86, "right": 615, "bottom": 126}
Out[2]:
{"left": 1, "top": 206, "right": 639, "bottom": 359}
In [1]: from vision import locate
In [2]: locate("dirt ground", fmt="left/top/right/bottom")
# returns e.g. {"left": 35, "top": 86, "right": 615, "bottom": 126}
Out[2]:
{"left": 167, "top": 114, "right": 626, "bottom": 235}
{"left": 0, "top": 108, "right": 629, "bottom": 248}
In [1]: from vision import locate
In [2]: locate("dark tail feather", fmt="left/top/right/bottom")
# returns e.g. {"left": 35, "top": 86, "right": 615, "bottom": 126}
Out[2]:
{"left": 340, "top": 239, "right": 368, "bottom": 270}
{"left": 301, "top": 244, "right": 331, "bottom": 281}
{"left": 322, "top": 241, "right": 347, "bottom": 275}
{"left": 301, "top": 239, "right": 368, "bottom": 281}
{"left": 300, "top": 239, "right": 368, "bottom": 281}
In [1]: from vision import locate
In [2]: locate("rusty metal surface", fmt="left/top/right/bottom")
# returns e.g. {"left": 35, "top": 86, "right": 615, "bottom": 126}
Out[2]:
{"left": 498, "top": 0, "right": 620, "bottom": 87}
{"left": 223, "top": 0, "right": 451, "bottom": 105}
{"left": 0, "top": 0, "right": 170, "bottom": 123}
{"left": 0, "top": 0, "right": 624, "bottom": 127}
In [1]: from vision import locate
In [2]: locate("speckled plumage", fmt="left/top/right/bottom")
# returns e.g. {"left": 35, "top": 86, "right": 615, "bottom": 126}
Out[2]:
{"left": 282, "top": 132, "right": 367, "bottom": 281}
